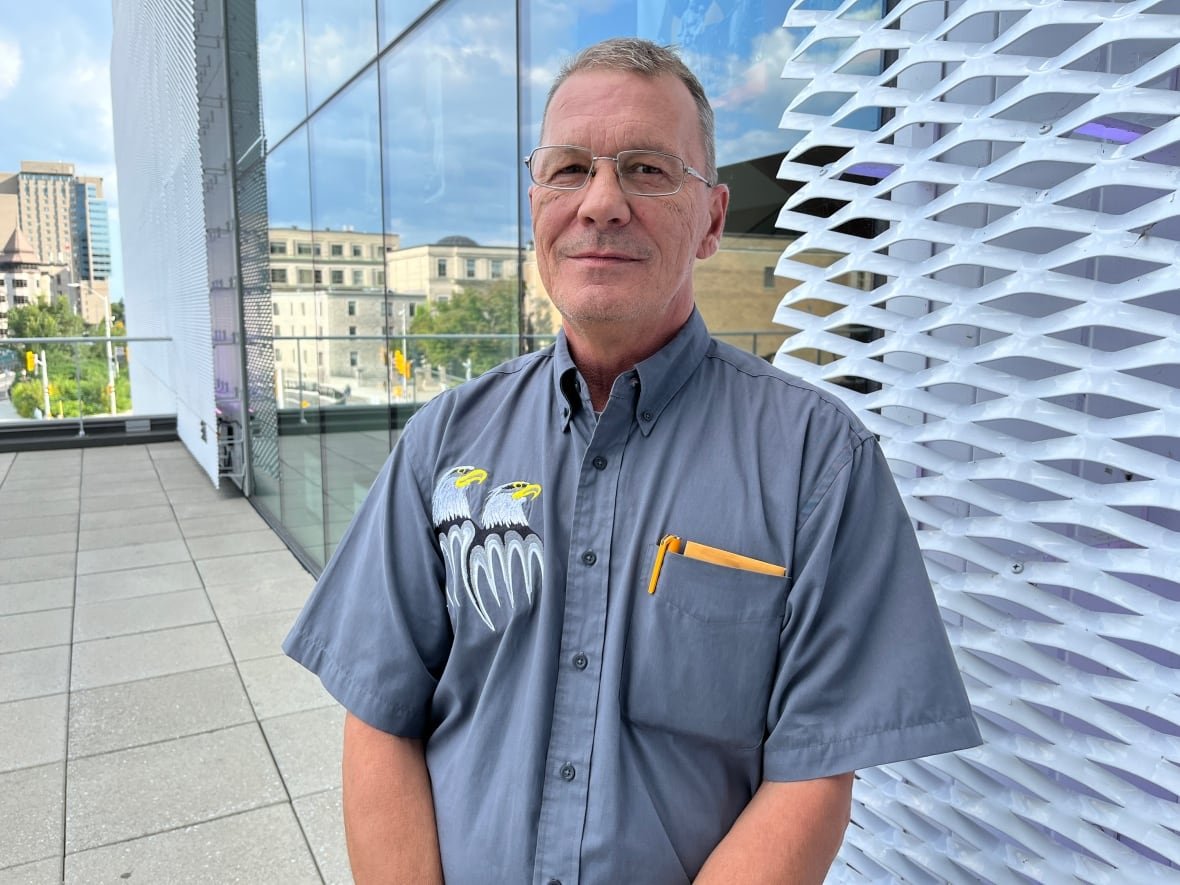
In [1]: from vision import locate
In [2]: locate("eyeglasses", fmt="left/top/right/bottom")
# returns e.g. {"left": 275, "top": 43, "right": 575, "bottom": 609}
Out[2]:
{"left": 524, "top": 145, "right": 714, "bottom": 196}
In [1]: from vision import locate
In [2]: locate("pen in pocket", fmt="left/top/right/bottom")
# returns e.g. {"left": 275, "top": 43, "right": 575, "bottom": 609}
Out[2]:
{"left": 647, "top": 534, "right": 681, "bottom": 594}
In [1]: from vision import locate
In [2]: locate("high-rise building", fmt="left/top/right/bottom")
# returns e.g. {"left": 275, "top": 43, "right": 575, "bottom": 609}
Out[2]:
{"left": 0, "top": 161, "right": 113, "bottom": 325}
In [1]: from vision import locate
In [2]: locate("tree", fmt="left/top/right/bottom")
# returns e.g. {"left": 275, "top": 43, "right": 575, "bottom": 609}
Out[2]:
{"left": 410, "top": 281, "right": 544, "bottom": 378}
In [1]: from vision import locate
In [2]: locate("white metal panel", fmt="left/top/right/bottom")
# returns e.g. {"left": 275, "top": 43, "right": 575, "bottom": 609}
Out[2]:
{"left": 774, "top": 0, "right": 1180, "bottom": 880}
{"left": 111, "top": 0, "right": 219, "bottom": 483}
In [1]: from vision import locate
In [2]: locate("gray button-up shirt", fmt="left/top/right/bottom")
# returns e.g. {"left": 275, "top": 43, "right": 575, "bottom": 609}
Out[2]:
{"left": 284, "top": 310, "right": 981, "bottom": 884}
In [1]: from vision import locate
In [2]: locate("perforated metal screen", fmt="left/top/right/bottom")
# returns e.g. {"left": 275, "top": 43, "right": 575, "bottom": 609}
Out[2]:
{"left": 772, "top": 0, "right": 1180, "bottom": 880}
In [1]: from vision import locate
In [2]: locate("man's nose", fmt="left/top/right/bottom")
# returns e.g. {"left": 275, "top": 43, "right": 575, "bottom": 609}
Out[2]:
{"left": 576, "top": 158, "right": 632, "bottom": 226}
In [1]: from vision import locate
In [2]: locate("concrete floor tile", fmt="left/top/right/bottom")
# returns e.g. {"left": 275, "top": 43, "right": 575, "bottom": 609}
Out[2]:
{"left": 78, "top": 489, "right": 170, "bottom": 514}
{"left": 196, "top": 550, "right": 310, "bottom": 589}
{"left": 0, "top": 694, "right": 67, "bottom": 773}
{"left": 0, "top": 530, "right": 76, "bottom": 559}
{"left": 77, "top": 503, "right": 174, "bottom": 532}
{"left": 0, "top": 857, "right": 62, "bottom": 884}
{"left": 0, "top": 646, "right": 69, "bottom": 703}
{"left": 0, "top": 512, "right": 79, "bottom": 541}
{"left": 0, "top": 577, "right": 73, "bottom": 617}
{"left": 72, "top": 589, "right": 213, "bottom": 642}
{"left": 63, "top": 803, "right": 321, "bottom": 885}
{"left": 76, "top": 518, "right": 182, "bottom": 552}
{"left": 76, "top": 539, "right": 191, "bottom": 576}
{"left": 69, "top": 665, "right": 253, "bottom": 759}
{"left": 170, "top": 496, "right": 254, "bottom": 520}
{"left": 293, "top": 789, "right": 350, "bottom": 885}
{"left": 178, "top": 509, "right": 268, "bottom": 538}
{"left": 204, "top": 575, "right": 315, "bottom": 620}
{"left": 1, "top": 497, "right": 79, "bottom": 519}
{"left": 70, "top": 623, "right": 231, "bottom": 691}
{"left": 262, "top": 704, "right": 344, "bottom": 798}
{"left": 65, "top": 724, "right": 286, "bottom": 853}
{"left": 0, "top": 763, "right": 63, "bottom": 869}
{"left": 0, "top": 551, "right": 76, "bottom": 586}
{"left": 0, "top": 608, "right": 72, "bottom": 654}
{"left": 184, "top": 529, "right": 287, "bottom": 560}
{"left": 74, "top": 561, "right": 201, "bottom": 605}
{"left": 220, "top": 607, "right": 301, "bottom": 662}
{"left": 79, "top": 478, "right": 164, "bottom": 499}
{"left": 239, "top": 654, "right": 334, "bottom": 719}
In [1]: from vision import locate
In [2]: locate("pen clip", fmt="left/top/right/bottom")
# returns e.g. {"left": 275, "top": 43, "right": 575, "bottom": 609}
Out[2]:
{"left": 647, "top": 534, "right": 681, "bottom": 594}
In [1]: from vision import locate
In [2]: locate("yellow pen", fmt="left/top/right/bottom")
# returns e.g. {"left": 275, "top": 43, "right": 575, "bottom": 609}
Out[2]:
{"left": 647, "top": 534, "right": 681, "bottom": 594}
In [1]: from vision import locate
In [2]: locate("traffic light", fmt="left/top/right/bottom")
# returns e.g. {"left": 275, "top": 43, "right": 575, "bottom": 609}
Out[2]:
{"left": 394, "top": 349, "right": 410, "bottom": 379}
{"left": 25, "top": 351, "right": 35, "bottom": 372}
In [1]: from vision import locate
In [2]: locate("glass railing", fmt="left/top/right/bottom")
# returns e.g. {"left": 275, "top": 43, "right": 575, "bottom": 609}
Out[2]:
{"left": 0, "top": 335, "right": 170, "bottom": 427}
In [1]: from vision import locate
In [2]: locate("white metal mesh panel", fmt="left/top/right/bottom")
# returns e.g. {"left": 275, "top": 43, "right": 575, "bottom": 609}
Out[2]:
{"left": 111, "top": 0, "right": 219, "bottom": 483}
{"left": 773, "top": 0, "right": 1180, "bottom": 881}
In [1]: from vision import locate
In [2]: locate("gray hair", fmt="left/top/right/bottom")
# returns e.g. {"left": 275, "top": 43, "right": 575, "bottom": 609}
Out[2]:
{"left": 544, "top": 38, "right": 717, "bottom": 182}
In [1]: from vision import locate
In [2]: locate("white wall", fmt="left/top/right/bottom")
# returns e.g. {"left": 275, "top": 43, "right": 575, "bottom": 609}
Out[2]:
{"left": 774, "top": 0, "right": 1180, "bottom": 880}
{"left": 111, "top": 0, "right": 219, "bottom": 483}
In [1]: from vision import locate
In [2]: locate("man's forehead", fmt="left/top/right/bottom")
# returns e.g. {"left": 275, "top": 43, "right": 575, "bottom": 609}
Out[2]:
{"left": 542, "top": 70, "right": 697, "bottom": 145}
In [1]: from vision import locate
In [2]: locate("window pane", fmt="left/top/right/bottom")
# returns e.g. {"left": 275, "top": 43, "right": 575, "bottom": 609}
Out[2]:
{"left": 256, "top": 0, "right": 307, "bottom": 144}
{"left": 303, "top": 0, "right": 377, "bottom": 112}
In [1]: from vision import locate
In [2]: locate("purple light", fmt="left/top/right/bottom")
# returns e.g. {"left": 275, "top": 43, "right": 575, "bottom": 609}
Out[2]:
{"left": 1071, "top": 117, "right": 1151, "bottom": 145}
{"left": 845, "top": 162, "right": 899, "bottom": 180}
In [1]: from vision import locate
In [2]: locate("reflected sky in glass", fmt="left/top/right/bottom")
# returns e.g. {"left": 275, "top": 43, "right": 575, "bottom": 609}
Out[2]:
{"left": 380, "top": 0, "right": 519, "bottom": 248}
{"left": 309, "top": 65, "right": 383, "bottom": 235}
{"left": 257, "top": 0, "right": 306, "bottom": 147}
{"left": 304, "top": 0, "right": 379, "bottom": 112}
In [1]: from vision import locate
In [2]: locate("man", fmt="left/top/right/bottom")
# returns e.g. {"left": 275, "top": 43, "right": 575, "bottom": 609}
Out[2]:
{"left": 284, "top": 38, "right": 981, "bottom": 884}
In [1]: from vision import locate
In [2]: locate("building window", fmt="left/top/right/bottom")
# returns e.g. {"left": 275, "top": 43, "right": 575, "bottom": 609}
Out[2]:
{"left": 349, "top": 326, "right": 357, "bottom": 336}
{"left": 314, "top": 270, "right": 323, "bottom": 285}
{"left": 274, "top": 325, "right": 281, "bottom": 337}
{"left": 317, "top": 352, "right": 323, "bottom": 365}
{"left": 273, "top": 303, "right": 280, "bottom": 315}
{"left": 331, "top": 269, "right": 344, "bottom": 285}
{"left": 375, "top": 271, "right": 385, "bottom": 286}
{"left": 301, "top": 302, "right": 307, "bottom": 315}
{"left": 13, "top": 278, "right": 27, "bottom": 288}
{"left": 275, "top": 349, "right": 282, "bottom": 362}
{"left": 763, "top": 267, "right": 776, "bottom": 288}
{"left": 465, "top": 258, "right": 477, "bottom": 278}
{"left": 269, "top": 241, "right": 288, "bottom": 255}
{"left": 270, "top": 268, "right": 288, "bottom": 284}
{"left": 352, "top": 269, "right": 364, "bottom": 286}
{"left": 296, "top": 242, "right": 313, "bottom": 256}
{"left": 297, "top": 269, "right": 313, "bottom": 285}
{"left": 347, "top": 301, "right": 357, "bottom": 316}
{"left": 331, "top": 244, "right": 344, "bottom": 256}
{"left": 352, "top": 245, "right": 363, "bottom": 257}
{"left": 349, "top": 351, "right": 359, "bottom": 367}
{"left": 407, "top": 303, "right": 417, "bottom": 317}
{"left": 491, "top": 259, "right": 503, "bottom": 279}
{"left": 437, "top": 258, "right": 447, "bottom": 278}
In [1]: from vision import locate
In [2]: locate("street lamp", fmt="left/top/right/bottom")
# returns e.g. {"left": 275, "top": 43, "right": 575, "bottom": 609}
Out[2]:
{"left": 68, "top": 281, "right": 117, "bottom": 415}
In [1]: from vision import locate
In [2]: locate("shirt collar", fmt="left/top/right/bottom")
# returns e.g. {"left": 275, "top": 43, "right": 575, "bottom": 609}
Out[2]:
{"left": 553, "top": 308, "right": 711, "bottom": 436}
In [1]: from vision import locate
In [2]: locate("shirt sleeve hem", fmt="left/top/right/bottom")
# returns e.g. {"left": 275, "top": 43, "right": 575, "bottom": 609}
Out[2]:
{"left": 283, "top": 629, "right": 429, "bottom": 737}
{"left": 762, "top": 713, "right": 983, "bottom": 782}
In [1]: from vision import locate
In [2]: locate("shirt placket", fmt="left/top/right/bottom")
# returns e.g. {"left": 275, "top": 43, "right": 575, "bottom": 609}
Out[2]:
{"left": 532, "top": 381, "right": 634, "bottom": 885}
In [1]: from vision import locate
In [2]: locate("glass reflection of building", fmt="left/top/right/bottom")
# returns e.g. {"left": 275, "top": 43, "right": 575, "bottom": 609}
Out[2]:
{"left": 212, "top": 0, "right": 883, "bottom": 568}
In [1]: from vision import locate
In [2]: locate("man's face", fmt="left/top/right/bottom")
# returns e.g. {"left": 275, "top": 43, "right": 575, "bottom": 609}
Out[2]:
{"left": 529, "top": 70, "right": 728, "bottom": 344}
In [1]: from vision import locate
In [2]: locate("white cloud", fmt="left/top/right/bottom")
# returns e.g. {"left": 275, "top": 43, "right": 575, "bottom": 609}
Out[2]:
{"left": 0, "top": 36, "right": 20, "bottom": 99}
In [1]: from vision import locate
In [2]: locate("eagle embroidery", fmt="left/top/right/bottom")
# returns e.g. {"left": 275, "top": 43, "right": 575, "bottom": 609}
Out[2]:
{"left": 431, "top": 466, "right": 544, "bottom": 631}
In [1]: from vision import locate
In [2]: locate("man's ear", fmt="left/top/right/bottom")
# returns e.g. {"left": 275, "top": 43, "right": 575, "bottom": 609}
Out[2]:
{"left": 696, "top": 183, "right": 729, "bottom": 260}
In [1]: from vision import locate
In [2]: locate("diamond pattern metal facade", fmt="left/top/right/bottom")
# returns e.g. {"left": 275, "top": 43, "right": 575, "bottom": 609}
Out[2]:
{"left": 772, "top": 0, "right": 1180, "bottom": 880}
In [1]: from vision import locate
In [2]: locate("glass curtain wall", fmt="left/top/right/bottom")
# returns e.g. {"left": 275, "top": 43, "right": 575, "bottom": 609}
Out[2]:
{"left": 242, "top": 0, "right": 882, "bottom": 570}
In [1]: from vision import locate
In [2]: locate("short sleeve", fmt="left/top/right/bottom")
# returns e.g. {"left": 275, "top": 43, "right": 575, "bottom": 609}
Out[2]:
{"left": 282, "top": 433, "right": 451, "bottom": 736}
{"left": 763, "top": 436, "right": 981, "bottom": 781}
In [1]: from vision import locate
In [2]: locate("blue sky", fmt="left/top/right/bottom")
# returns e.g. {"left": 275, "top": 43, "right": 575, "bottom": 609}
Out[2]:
{"left": 0, "top": 1, "right": 122, "bottom": 299}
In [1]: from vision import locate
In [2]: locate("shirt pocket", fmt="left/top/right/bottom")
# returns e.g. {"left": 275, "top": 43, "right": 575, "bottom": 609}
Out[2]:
{"left": 621, "top": 549, "right": 788, "bottom": 750}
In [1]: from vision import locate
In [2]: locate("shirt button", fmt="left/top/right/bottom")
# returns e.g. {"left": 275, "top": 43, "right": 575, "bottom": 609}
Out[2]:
{"left": 572, "top": 652, "right": 588, "bottom": 670}
{"left": 560, "top": 762, "right": 576, "bottom": 781}
{"left": 592, "top": 455, "right": 607, "bottom": 470}
{"left": 641, "top": 409, "right": 653, "bottom": 421}
{"left": 581, "top": 550, "right": 597, "bottom": 566}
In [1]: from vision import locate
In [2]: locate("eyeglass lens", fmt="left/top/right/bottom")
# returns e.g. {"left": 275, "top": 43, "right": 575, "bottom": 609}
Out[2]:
{"left": 528, "top": 147, "right": 685, "bottom": 195}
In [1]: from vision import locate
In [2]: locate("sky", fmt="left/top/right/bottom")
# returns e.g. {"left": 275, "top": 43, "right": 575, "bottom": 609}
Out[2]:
{"left": 0, "top": 1, "right": 122, "bottom": 300}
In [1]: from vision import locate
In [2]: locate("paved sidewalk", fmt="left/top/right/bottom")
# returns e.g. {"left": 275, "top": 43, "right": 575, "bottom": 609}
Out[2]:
{"left": 0, "top": 442, "right": 348, "bottom": 884}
